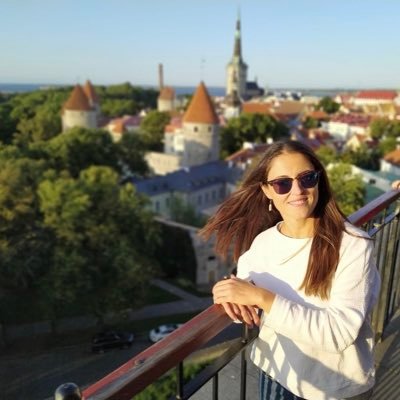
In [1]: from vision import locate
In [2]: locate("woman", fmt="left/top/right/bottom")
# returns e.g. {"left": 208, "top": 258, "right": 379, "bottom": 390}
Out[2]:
{"left": 200, "top": 140, "right": 380, "bottom": 400}
{"left": 392, "top": 180, "right": 400, "bottom": 190}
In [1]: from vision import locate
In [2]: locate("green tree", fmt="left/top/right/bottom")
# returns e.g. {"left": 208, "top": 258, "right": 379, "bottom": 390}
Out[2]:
{"left": 154, "top": 222, "right": 197, "bottom": 281}
{"left": 117, "top": 133, "right": 149, "bottom": 176}
{"left": 38, "top": 166, "right": 160, "bottom": 320}
{"left": 169, "top": 196, "right": 206, "bottom": 228}
{"left": 101, "top": 98, "right": 138, "bottom": 117}
{"left": 369, "top": 118, "right": 400, "bottom": 140}
{"left": 0, "top": 102, "right": 17, "bottom": 144}
{"left": 379, "top": 136, "right": 397, "bottom": 155}
{"left": 0, "top": 156, "right": 51, "bottom": 289}
{"left": 36, "top": 127, "right": 120, "bottom": 177}
{"left": 328, "top": 163, "right": 365, "bottom": 215}
{"left": 10, "top": 89, "right": 69, "bottom": 144}
{"left": 316, "top": 145, "right": 337, "bottom": 166}
{"left": 317, "top": 97, "right": 340, "bottom": 114}
{"left": 341, "top": 144, "right": 381, "bottom": 170}
{"left": 140, "top": 110, "right": 171, "bottom": 151}
{"left": 219, "top": 113, "right": 289, "bottom": 158}
{"left": 303, "top": 116, "right": 320, "bottom": 129}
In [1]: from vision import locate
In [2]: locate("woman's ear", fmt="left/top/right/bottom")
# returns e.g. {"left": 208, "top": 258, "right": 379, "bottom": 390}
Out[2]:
{"left": 260, "top": 183, "right": 271, "bottom": 199}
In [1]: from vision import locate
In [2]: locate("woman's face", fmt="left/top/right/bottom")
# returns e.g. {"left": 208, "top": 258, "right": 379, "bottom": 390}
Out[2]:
{"left": 261, "top": 151, "right": 319, "bottom": 224}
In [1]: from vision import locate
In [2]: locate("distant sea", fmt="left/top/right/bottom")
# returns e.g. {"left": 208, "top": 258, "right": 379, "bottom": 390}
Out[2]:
{"left": 0, "top": 82, "right": 356, "bottom": 98}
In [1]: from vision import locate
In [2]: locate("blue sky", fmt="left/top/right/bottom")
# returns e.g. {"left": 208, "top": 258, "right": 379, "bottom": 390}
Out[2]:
{"left": 1, "top": 0, "right": 399, "bottom": 89}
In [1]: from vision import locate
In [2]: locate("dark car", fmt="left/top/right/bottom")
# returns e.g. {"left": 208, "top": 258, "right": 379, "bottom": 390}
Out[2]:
{"left": 91, "top": 330, "right": 134, "bottom": 353}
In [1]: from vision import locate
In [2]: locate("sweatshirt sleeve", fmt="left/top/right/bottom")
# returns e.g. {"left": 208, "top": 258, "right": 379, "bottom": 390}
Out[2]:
{"left": 263, "top": 237, "right": 380, "bottom": 353}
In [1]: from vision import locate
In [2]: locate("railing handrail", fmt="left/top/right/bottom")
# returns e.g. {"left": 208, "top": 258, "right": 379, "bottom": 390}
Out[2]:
{"left": 83, "top": 305, "right": 231, "bottom": 399}
{"left": 348, "top": 189, "right": 400, "bottom": 226}
{"left": 80, "top": 189, "right": 400, "bottom": 400}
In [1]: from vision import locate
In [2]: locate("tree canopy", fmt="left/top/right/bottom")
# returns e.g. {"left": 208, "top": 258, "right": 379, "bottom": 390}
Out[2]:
{"left": 369, "top": 118, "right": 400, "bottom": 140}
{"left": 328, "top": 163, "right": 365, "bottom": 215}
{"left": 219, "top": 113, "right": 289, "bottom": 158}
{"left": 140, "top": 110, "right": 171, "bottom": 151}
{"left": 316, "top": 97, "right": 340, "bottom": 114}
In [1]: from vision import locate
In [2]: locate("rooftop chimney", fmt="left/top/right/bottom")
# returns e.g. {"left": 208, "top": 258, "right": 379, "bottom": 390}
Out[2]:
{"left": 159, "top": 63, "right": 164, "bottom": 90}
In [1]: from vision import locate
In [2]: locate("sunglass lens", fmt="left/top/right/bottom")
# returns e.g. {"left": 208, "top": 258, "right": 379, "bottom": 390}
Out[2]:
{"left": 273, "top": 179, "right": 292, "bottom": 194}
{"left": 300, "top": 172, "right": 319, "bottom": 188}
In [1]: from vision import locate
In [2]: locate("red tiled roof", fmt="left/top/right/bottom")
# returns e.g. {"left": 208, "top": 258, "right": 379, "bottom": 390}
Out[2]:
{"left": 356, "top": 90, "right": 397, "bottom": 100}
{"left": 331, "top": 113, "right": 371, "bottom": 127}
{"left": 226, "top": 143, "right": 270, "bottom": 163}
{"left": 272, "top": 101, "right": 305, "bottom": 115}
{"left": 242, "top": 102, "right": 271, "bottom": 115}
{"left": 63, "top": 84, "right": 92, "bottom": 111}
{"left": 384, "top": 148, "right": 400, "bottom": 165}
{"left": 83, "top": 80, "right": 99, "bottom": 103}
{"left": 183, "top": 81, "right": 219, "bottom": 124}
{"left": 308, "top": 110, "right": 329, "bottom": 120}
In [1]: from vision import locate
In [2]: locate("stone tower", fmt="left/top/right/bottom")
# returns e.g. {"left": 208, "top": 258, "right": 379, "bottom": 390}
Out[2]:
{"left": 182, "top": 81, "right": 219, "bottom": 167}
{"left": 226, "top": 14, "right": 248, "bottom": 100}
{"left": 62, "top": 84, "right": 98, "bottom": 132}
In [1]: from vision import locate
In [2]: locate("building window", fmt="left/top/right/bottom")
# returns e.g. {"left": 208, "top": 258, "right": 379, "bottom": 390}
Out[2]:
{"left": 197, "top": 195, "right": 202, "bottom": 205}
{"left": 205, "top": 193, "right": 209, "bottom": 203}
{"left": 166, "top": 198, "right": 170, "bottom": 208}
{"left": 208, "top": 126, "right": 212, "bottom": 132}
{"left": 194, "top": 126, "right": 198, "bottom": 132}
{"left": 219, "top": 188, "right": 224, "bottom": 198}
{"left": 212, "top": 190, "right": 216, "bottom": 200}
{"left": 155, "top": 201, "right": 160, "bottom": 212}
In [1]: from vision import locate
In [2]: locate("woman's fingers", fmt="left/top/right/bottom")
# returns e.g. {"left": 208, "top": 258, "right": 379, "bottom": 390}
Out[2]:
{"left": 220, "top": 302, "right": 240, "bottom": 322}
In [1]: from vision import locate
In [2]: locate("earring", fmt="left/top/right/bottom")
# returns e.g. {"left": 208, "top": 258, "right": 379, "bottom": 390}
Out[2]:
{"left": 268, "top": 200, "right": 273, "bottom": 212}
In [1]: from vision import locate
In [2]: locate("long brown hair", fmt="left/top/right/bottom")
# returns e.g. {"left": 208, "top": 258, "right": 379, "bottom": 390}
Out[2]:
{"left": 200, "top": 139, "right": 347, "bottom": 299}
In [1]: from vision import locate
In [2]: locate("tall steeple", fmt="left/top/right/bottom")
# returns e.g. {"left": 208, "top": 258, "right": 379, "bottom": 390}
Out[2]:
{"left": 226, "top": 13, "right": 248, "bottom": 100}
{"left": 233, "top": 11, "right": 242, "bottom": 60}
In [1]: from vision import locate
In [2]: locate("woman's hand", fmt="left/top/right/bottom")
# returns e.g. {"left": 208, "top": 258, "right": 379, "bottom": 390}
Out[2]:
{"left": 219, "top": 302, "right": 260, "bottom": 327}
{"left": 213, "top": 275, "right": 275, "bottom": 321}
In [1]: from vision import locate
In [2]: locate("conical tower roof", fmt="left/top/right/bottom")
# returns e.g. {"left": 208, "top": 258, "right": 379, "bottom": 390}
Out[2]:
{"left": 183, "top": 81, "right": 219, "bottom": 124}
{"left": 83, "top": 80, "right": 99, "bottom": 104}
{"left": 63, "top": 84, "right": 92, "bottom": 111}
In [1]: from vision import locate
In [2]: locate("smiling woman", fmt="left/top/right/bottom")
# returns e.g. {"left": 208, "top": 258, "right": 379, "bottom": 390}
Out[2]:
{"left": 200, "top": 139, "right": 381, "bottom": 400}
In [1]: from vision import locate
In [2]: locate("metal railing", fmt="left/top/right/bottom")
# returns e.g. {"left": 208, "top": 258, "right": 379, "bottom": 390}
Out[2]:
{"left": 55, "top": 189, "right": 400, "bottom": 400}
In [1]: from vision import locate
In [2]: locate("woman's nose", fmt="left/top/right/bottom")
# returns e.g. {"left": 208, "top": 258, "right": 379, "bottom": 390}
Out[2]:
{"left": 291, "top": 178, "right": 305, "bottom": 194}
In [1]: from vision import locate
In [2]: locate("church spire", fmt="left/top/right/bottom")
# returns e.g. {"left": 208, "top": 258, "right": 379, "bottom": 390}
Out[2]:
{"left": 233, "top": 12, "right": 242, "bottom": 60}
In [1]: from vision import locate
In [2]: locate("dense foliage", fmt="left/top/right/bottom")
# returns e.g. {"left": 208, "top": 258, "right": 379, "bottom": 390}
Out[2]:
{"left": 0, "top": 127, "right": 159, "bottom": 325}
{"left": 327, "top": 163, "right": 366, "bottom": 215}
{"left": 219, "top": 113, "right": 289, "bottom": 158}
{"left": 316, "top": 96, "right": 340, "bottom": 114}
{"left": 369, "top": 118, "right": 400, "bottom": 140}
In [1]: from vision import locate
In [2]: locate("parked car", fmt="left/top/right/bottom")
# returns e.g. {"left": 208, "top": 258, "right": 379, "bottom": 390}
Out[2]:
{"left": 149, "top": 323, "right": 183, "bottom": 343}
{"left": 91, "top": 330, "right": 134, "bottom": 353}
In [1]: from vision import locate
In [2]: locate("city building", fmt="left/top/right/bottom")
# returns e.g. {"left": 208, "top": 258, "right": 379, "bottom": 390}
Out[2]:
{"left": 61, "top": 80, "right": 100, "bottom": 132}
{"left": 146, "top": 81, "right": 220, "bottom": 175}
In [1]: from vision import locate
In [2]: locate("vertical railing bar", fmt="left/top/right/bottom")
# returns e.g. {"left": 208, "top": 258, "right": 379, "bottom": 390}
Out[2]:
{"left": 390, "top": 210, "right": 400, "bottom": 312}
{"left": 212, "top": 374, "right": 219, "bottom": 400}
{"left": 382, "top": 221, "right": 397, "bottom": 327}
{"left": 374, "top": 220, "right": 392, "bottom": 340}
{"left": 386, "top": 217, "right": 400, "bottom": 319}
{"left": 371, "top": 221, "right": 384, "bottom": 335}
{"left": 176, "top": 361, "right": 184, "bottom": 399}
{"left": 240, "top": 323, "right": 249, "bottom": 400}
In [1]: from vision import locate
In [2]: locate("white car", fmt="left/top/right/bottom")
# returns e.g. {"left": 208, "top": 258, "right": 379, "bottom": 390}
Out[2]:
{"left": 149, "top": 323, "right": 183, "bottom": 343}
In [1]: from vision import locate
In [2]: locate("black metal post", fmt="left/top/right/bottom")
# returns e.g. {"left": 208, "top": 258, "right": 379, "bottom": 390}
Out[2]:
{"left": 54, "top": 383, "right": 82, "bottom": 400}
{"left": 176, "top": 361, "right": 184, "bottom": 399}
{"left": 240, "top": 323, "right": 249, "bottom": 400}
{"left": 212, "top": 374, "right": 219, "bottom": 400}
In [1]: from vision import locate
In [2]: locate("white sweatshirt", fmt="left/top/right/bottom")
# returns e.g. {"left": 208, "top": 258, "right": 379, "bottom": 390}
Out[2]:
{"left": 236, "top": 222, "right": 381, "bottom": 400}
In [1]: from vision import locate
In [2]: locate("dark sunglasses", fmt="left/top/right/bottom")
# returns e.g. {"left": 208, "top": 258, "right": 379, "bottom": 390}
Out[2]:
{"left": 265, "top": 170, "right": 321, "bottom": 195}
